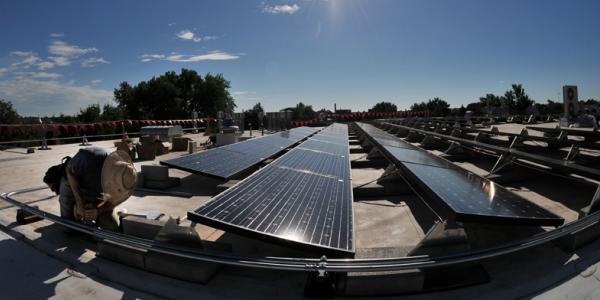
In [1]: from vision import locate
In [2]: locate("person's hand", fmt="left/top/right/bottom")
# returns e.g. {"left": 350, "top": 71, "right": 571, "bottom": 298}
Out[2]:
{"left": 83, "top": 207, "right": 98, "bottom": 222}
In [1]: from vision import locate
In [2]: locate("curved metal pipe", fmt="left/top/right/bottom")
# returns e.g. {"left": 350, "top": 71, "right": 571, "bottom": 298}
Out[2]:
{"left": 2, "top": 186, "right": 599, "bottom": 272}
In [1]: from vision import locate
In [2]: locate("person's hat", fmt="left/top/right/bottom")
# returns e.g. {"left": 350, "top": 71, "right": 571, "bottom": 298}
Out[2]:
{"left": 101, "top": 150, "right": 137, "bottom": 206}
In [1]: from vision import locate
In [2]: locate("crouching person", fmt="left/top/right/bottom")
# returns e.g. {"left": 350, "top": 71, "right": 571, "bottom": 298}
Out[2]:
{"left": 44, "top": 147, "right": 137, "bottom": 231}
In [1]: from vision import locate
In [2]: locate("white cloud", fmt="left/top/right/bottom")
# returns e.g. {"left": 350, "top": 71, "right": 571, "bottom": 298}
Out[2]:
{"left": 50, "top": 56, "right": 70, "bottom": 66}
{"left": 0, "top": 68, "right": 8, "bottom": 77}
{"left": 262, "top": 3, "right": 300, "bottom": 14}
{"left": 36, "top": 61, "right": 55, "bottom": 70}
{"left": 168, "top": 22, "right": 176, "bottom": 27}
{"left": 18, "top": 71, "right": 62, "bottom": 79}
{"left": 10, "top": 52, "right": 41, "bottom": 69}
{"left": 140, "top": 54, "right": 166, "bottom": 62}
{"left": 48, "top": 40, "right": 98, "bottom": 57}
{"left": 232, "top": 91, "right": 260, "bottom": 101}
{"left": 140, "top": 51, "right": 239, "bottom": 62}
{"left": 176, "top": 30, "right": 203, "bottom": 42}
{"left": 177, "top": 30, "right": 195, "bottom": 40}
{"left": 50, "top": 33, "right": 64, "bottom": 37}
{"left": 81, "top": 57, "right": 110, "bottom": 67}
{"left": 90, "top": 79, "right": 102, "bottom": 85}
{"left": 0, "top": 78, "right": 113, "bottom": 116}
{"left": 11, "top": 51, "right": 36, "bottom": 57}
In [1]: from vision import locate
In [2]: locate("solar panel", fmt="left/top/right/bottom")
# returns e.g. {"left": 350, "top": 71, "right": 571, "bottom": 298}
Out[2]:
{"left": 298, "top": 139, "right": 349, "bottom": 156}
{"left": 188, "top": 123, "right": 354, "bottom": 254}
{"left": 161, "top": 148, "right": 264, "bottom": 179}
{"left": 221, "top": 139, "right": 282, "bottom": 158}
{"left": 272, "top": 148, "right": 351, "bottom": 179}
{"left": 354, "top": 122, "right": 565, "bottom": 226}
{"left": 161, "top": 127, "right": 318, "bottom": 179}
{"left": 382, "top": 145, "right": 454, "bottom": 169}
{"left": 403, "top": 162, "right": 564, "bottom": 225}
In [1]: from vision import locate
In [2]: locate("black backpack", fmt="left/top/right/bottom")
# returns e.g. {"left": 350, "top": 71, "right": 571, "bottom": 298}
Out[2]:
{"left": 43, "top": 156, "right": 71, "bottom": 194}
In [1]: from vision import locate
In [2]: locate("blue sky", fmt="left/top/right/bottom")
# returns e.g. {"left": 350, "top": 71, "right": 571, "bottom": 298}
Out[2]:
{"left": 0, "top": 0, "right": 599, "bottom": 116}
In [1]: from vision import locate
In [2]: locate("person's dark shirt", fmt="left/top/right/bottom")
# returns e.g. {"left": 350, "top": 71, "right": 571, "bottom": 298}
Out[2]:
{"left": 68, "top": 147, "right": 109, "bottom": 203}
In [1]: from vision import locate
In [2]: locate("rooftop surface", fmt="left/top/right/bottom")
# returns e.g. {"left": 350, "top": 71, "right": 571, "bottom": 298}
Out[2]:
{"left": 1, "top": 123, "right": 600, "bottom": 299}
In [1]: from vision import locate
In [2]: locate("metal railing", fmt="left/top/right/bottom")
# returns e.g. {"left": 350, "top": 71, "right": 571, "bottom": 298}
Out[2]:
{"left": 2, "top": 186, "right": 600, "bottom": 273}
{"left": 0, "top": 127, "right": 206, "bottom": 146}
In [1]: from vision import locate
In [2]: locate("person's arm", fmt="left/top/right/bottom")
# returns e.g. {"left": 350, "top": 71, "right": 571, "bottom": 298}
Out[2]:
{"left": 66, "top": 166, "right": 97, "bottom": 221}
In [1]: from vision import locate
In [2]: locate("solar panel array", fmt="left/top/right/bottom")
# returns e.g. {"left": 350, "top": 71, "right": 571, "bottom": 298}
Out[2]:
{"left": 355, "top": 122, "right": 564, "bottom": 226}
{"left": 160, "top": 127, "right": 320, "bottom": 179}
{"left": 188, "top": 123, "right": 354, "bottom": 255}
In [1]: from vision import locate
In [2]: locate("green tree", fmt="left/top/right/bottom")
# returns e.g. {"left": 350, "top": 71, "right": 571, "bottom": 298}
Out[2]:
{"left": 369, "top": 101, "right": 397, "bottom": 113}
{"left": 410, "top": 101, "right": 427, "bottom": 112}
{"left": 77, "top": 104, "right": 101, "bottom": 123}
{"left": 465, "top": 101, "right": 485, "bottom": 115}
{"left": 113, "top": 69, "right": 235, "bottom": 120}
{"left": 479, "top": 94, "right": 503, "bottom": 107}
{"left": 252, "top": 102, "right": 264, "bottom": 114}
{"left": 511, "top": 84, "right": 534, "bottom": 113}
{"left": 288, "top": 102, "right": 316, "bottom": 121}
{"left": 101, "top": 104, "right": 124, "bottom": 121}
{"left": 0, "top": 99, "right": 20, "bottom": 124}
{"left": 426, "top": 97, "right": 450, "bottom": 117}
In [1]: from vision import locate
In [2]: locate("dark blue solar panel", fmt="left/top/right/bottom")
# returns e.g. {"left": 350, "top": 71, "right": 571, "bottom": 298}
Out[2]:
{"left": 161, "top": 148, "right": 264, "bottom": 179}
{"left": 382, "top": 145, "right": 454, "bottom": 169}
{"left": 403, "top": 162, "right": 563, "bottom": 225}
{"left": 355, "top": 122, "right": 564, "bottom": 226}
{"left": 298, "top": 139, "right": 349, "bottom": 156}
{"left": 221, "top": 139, "right": 282, "bottom": 158}
{"left": 160, "top": 128, "right": 317, "bottom": 179}
{"left": 187, "top": 123, "right": 354, "bottom": 254}
{"left": 272, "top": 148, "right": 351, "bottom": 179}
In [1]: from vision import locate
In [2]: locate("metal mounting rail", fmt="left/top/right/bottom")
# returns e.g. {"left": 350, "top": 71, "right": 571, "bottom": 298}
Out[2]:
{"left": 2, "top": 186, "right": 600, "bottom": 273}
{"left": 0, "top": 127, "right": 206, "bottom": 146}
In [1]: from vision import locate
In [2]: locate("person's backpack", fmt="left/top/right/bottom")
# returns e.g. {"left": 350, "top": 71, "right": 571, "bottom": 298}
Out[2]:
{"left": 43, "top": 156, "right": 71, "bottom": 194}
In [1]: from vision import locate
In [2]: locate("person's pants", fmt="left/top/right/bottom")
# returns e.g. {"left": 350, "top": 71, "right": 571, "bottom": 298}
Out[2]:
{"left": 58, "top": 178, "right": 120, "bottom": 231}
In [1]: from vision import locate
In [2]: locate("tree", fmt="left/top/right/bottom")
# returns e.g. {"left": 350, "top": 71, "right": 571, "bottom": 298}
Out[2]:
{"left": 465, "top": 101, "right": 484, "bottom": 115}
{"left": 426, "top": 97, "right": 450, "bottom": 117}
{"left": 288, "top": 102, "right": 316, "bottom": 121}
{"left": 0, "top": 99, "right": 20, "bottom": 124}
{"left": 252, "top": 102, "right": 264, "bottom": 114}
{"left": 511, "top": 84, "right": 534, "bottom": 114}
{"left": 101, "top": 104, "right": 123, "bottom": 121}
{"left": 410, "top": 101, "right": 427, "bottom": 112}
{"left": 77, "top": 104, "right": 101, "bottom": 123}
{"left": 369, "top": 101, "right": 397, "bottom": 113}
{"left": 479, "top": 94, "right": 502, "bottom": 107}
{"left": 113, "top": 69, "right": 236, "bottom": 120}
{"left": 502, "top": 89, "right": 516, "bottom": 113}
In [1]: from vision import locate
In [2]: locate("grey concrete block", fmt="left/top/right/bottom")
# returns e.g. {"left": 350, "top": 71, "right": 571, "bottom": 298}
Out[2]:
{"left": 145, "top": 243, "right": 229, "bottom": 284}
{"left": 144, "top": 177, "right": 181, "bottom": 190}
{"left": 145, "top": 219, "right": 232, "bottom": 283}
{"left": 121, "top": 215, "right": 166, "bottom": 240}
{"left": 97, "top": 239, "right": 147, "bottom": 269}
{"left": 139, "top": 135, "right": 158, "bottom": 144}
{"left": 555, "top": 222, "right": 600, "bottom": 252}
{"left": 216, "top": 180, "right": 240, "bottom": 193}
{"left": 338, "top": 268, "right": 424, "bottom": 296}
{"left": 141, "top": 165, "right": 169, "bottom": 181}
{"left": 137, "top": 144, "right": 156, "bottom": 160}
{"left": 172, "top": 137, "right": 190, "bottom": 151}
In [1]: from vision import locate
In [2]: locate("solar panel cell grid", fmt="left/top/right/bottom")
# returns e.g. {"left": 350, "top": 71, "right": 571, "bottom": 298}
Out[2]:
{"left": 298, "top": 139, "right": 349, "bottom": 156}
{"left": 188, "top": 123, "right": 354, "bottom": 254}
{"left": 272, "top": 148, "right": 351, "bottom": 179}
{"left": 160, "top": 127, "right": 319, "bottom": 179}
{"left": 404, "top": 162, "right": 562, "bottom": 223}
{"left": 354, "top": 122, "right": 564, "bottom": 226}
{"left": 192, "top": 166, "right": 353, "bottom": 252}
